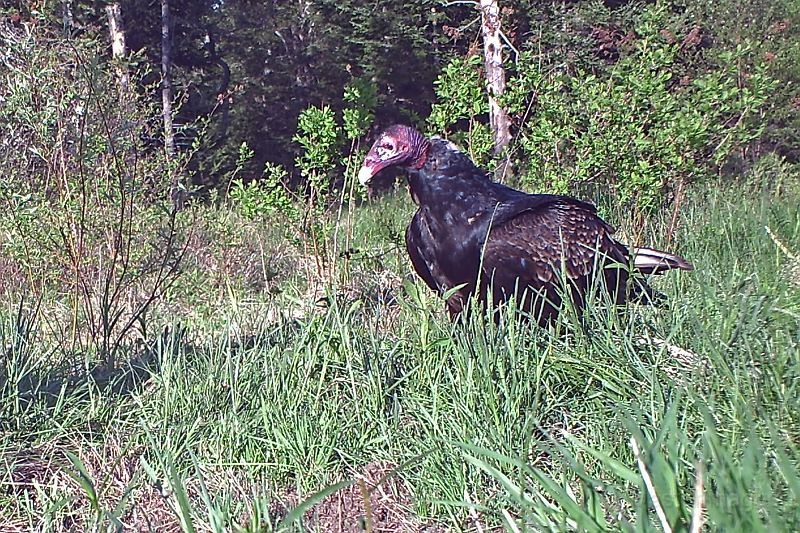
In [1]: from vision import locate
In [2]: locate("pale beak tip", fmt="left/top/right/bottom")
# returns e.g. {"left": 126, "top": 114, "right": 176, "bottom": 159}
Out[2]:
{"left": 357, "top": 166, "right": 374, "bottom": 186}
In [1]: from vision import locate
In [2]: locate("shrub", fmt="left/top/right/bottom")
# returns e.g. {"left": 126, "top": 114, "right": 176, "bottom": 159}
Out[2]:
{"left": 0, "top": 20, "right": 185, "bottom": 363}
{"left": 505, "top": 5, "right": 775, "bottom": 212}
{"left": 427, "top": 54, "right": 494, "bottom": 168}
{"left": 229, "top": 161, "right": 297, "bottom": 221}
{"left": 426, "top": 5, "right": 776, "bottom": 215}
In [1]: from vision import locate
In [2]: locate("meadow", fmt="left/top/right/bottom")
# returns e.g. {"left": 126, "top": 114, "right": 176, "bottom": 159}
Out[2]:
{"left": 2, "top": 158, "right": 799, "bottom": 531}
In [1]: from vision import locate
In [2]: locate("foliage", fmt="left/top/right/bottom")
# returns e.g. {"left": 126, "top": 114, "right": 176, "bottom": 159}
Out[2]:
{"left": 512, "top": 33, "right": 773, "bottom": 210}
{"left": 686, "top": 0, "right": 800, "bottom": 161}
{"left": 229, "top": 162, "right": 298, "bottom": 221}
{"left": 0, "top": 19, "right": 184, "bottom": 362}
{"left": 428, "top": 54, "right": 487, "bottom": 131}
{"left": 294, "top": 105, "right": 341, "bottom": 196}
{"left": 419, "top": 3, "right": 787, "bottom": 215}
{"left": 342, "top": 76, "right": 378, "bottom": 141}
{"left": 228, "top": 75, "right": 377, "bottom": 226}
{"left": 12, "top": 0, "right": 797, "bottom": 196}
{"left": 428, "top": 54, "right": 495, "bottom": 168}
{"left": 165, "top": 0, "right": 460, "bottom": 187}
{"left": 290, "top": 104, "right": 341, "bottom": 273}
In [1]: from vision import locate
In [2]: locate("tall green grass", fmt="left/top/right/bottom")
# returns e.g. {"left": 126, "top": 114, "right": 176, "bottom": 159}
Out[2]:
{"left": 1, "top": 179, "right": 799, "bottom": 531}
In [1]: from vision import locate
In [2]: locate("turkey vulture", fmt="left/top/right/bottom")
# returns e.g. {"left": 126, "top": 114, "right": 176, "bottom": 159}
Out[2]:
{"left": 358, "top": 125, "right": 693, "bottom": 325}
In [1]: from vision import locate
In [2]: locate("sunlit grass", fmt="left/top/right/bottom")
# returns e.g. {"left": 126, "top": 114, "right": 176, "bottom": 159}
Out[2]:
{"left": 1, "top": 177, "right": 799, "bottom": 531}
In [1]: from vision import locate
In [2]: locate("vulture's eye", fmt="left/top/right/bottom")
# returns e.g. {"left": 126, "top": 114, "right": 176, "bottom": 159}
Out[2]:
{"left": 376, "top": 143, "right": 395, "bottom": 158}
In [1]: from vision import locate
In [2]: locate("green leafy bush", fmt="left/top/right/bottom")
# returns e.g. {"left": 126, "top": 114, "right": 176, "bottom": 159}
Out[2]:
{"left": 427, "top": 54, "right": 494, "bottom": 168}
{"left": 0, "top": 20, "right": 184, "bottom": 361}
{"left": 343, "top": 76, "right": 378, "bottom": 141}
{"left": 292, "top": 76, "right": 378, "bottom": 193}
{"left": 294, "top": 104, "right": 341, "bottom": 196}
{"left": 687, "top": 0, "right": 800, "bottom": 161}
{"left": 229, "top": 163, "right": 297, "bottom": 221}
{"left": 424, "top": 5, "right": 776, "bottom": 215}
{"left": 505, "top": 6, "right": 776, "bottom": 211}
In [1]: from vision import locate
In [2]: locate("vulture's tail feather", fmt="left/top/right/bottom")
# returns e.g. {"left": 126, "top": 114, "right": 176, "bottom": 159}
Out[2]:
{"left": 633, "top": 247, "right": 694, "bottom": 275}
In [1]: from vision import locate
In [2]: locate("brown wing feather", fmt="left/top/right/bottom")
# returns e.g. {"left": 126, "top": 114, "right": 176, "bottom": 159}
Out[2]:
{"left": 480, "top": 202, "right": 629, "bottom": 321}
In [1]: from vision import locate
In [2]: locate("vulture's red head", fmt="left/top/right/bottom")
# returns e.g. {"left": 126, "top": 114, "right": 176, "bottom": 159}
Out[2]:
{"left": 358, "top": 125, "right": 430, "bottom": 185}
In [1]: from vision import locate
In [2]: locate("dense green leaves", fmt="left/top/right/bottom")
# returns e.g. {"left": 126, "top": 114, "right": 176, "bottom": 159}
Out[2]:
{"left": 499, "top": 6, "right": 776, "bottom": 210}
{"left": 6, "top": 0, "right": 797, "bottom": 200}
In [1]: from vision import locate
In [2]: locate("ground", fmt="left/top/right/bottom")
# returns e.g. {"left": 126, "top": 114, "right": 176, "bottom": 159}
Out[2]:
{"left": 2, "top": 181, "right": 799, "bottom": 531}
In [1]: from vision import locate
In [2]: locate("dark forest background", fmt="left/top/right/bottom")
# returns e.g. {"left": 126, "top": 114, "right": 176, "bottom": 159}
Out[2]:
{"left": 4, "top": 0, "right": 798, "bottom": 195}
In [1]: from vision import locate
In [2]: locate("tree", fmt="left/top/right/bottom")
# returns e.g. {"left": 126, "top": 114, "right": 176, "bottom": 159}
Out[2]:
{"left": 479, "top": 0, "right": 512, "bottom": 177}
{"left": 161, "top": 0, "right": 175, "bottom": 161}
{"left": 105, "top": 2, "right": 129, "bottom": 97}
{"left": 196, "top": 0, "right": 461, "bottom": 188}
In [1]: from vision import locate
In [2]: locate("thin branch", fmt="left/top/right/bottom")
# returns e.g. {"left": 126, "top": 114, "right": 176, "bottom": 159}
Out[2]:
{"left": 464, "top": 489, "right": 485, "bottom": 533}
{"left": 499, "top": 29, "right": 520, "bottom": 63}
{"left": 766, "top": 226, "right": 800, "bottom": 260}
{"left": 442, "top": 1, "right": 479, "bottom": 6}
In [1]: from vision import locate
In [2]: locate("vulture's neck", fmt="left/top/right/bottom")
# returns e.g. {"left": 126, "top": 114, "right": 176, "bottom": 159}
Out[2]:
{"left": 406, "top": 141, "right": 494, "bottom": 206}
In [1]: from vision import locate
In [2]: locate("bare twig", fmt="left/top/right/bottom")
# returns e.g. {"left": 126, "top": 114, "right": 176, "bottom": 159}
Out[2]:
{"left": 666, "top": 173, "right": 688, "bottom": 247}
{"left": 766, "top": 226, "right": 800, "bottom": 261}
{"left": 358, "top": 479, "right": 374, "bottom": 533}
{"left": 499, "top": 29, "right": 520, "bottom": 63}
{"left": 464, "top": 489, "right": 485, "bottom": 533}
{"left": 442, "top": 0, "right": 480, "bottom": 6}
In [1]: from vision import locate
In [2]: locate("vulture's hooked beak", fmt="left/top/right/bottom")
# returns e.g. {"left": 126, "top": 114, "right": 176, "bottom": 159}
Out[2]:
{"left": 357, "top": 164, "right": 375, "bottom": 186}
{"left": 359, "top": 155, "right": 384, "bottom": 185}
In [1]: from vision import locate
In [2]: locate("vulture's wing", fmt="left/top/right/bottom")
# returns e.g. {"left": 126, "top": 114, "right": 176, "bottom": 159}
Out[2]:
{"left": 481, "top": 200, "right": 629, "bottom": 300}
{"left": 406, "top": 209, "right": 481, "bottom": 315}
{"left": 405, "top": 211, "right": 444, "bottom": 293}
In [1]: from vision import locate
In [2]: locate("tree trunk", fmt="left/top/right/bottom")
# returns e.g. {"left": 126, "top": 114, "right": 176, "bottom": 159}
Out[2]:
{"left": 161, "top": 0, "right": 182, "bottom": 207}
{"left": 62, "top": 0, "right": 73, "bottom": 35}
{"left": 105, "top": 3, "right": 129, "bottom": 97}
{"left": 479, "top": 0, "right": 513, "bottom": 180}
{"left": 161, "top": 0, "right": 176, "bottom": 161}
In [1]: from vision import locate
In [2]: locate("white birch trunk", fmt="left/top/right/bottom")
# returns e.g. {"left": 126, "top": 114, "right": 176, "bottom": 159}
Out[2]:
{"left": 106, "top": 3, "right": 129, "bottom": 95}
{"left": 62, "top": 0, "right": 74, "bottom": 34}
{"left": 161, "top": 0, "right": 176, "bottom": 160}
{"left": 479, "top": 0, "right": 512, "bottom": 178}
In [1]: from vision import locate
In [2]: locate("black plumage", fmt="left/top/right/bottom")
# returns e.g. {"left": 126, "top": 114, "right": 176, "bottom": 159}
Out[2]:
{"left": 358, "top": 125, "right": 693, "bottom": 325}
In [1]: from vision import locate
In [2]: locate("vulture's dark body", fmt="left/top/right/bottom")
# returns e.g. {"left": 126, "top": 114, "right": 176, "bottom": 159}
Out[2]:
{"left": 358, "top": 125, "right": 692, "bottom": 325}
{"left": 405, "top": 139, "right": 640, "bottom": 323}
